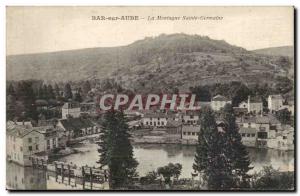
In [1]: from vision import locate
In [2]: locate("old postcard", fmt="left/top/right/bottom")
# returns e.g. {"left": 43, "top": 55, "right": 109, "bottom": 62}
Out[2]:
{"left": 6, "top": 6, "right": 295, "bottom": 191}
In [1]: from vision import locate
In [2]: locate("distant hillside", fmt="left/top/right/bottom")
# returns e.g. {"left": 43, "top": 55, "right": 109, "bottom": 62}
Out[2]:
{"left": 252, "top": 46, "right": 294, "bottom": 57}
{"left": 7, "top": 34, "right": 293, "bottom": 92}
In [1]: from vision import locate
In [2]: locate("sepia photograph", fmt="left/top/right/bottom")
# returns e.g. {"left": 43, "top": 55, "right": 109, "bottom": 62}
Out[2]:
{"left": 5, "top": 6, "right": 295, "bottom": 191}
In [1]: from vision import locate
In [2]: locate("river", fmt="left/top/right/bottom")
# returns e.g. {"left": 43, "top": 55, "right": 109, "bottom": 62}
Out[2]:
{"left": 7, "top": 142, "right": 294, "bottom": 190}
{"left": 58, "top": 142, "right": 294, "bottom": 178}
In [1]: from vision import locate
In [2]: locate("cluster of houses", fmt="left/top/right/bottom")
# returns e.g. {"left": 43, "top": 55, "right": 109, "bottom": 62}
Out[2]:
{"left": 138, "top": 94, "right": 294, "bottom": 149}
{"left": 6, "top": 92, "right": 294, "bottom": 166}
{"left": 7, "top": 102, "right": 101, "bottom": 166}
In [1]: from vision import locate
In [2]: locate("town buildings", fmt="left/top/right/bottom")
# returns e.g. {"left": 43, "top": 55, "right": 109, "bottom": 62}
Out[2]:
{"left": 181, "top": 125, "right": 200, "bottom": 144}
{"left": 57, "top": 117, "right": 99, "bottom": 140}
{"left": 61, "top": 102, "right": 81, "bottom": 119}
{"left": 239, "top": 96, "right": 263, "bottom": 114}
{"left": 268, "top": 95, "right": 284, "bottom": 112}
{"left": 237, "top": 114, "right": 294, "bottom": 150}
{"left": 211, "top": 94, "right": 231, "bottom": 111}
{"left": 6, "top": 122, "right": 62, "bottom": 166}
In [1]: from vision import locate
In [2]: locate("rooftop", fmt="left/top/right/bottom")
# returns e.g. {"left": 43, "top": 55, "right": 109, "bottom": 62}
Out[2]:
{"left": 240, "top": 114, "right": 281, "bottom": 125}
{"left": 240, "top": 127, "right": 257, "bottom": 134}
{"left": 212, "top": 94, "right": 229, "bottom": 102}
{"left": 59, "top": 117, "right": 95, "bottom": 130}
{"left": 269, "top": 95, "right": 283, "bottom": 99}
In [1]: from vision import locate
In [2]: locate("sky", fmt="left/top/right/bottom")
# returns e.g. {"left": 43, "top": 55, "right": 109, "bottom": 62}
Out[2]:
{"left": 6, "top": 6, "right": 294, "bottom": 55}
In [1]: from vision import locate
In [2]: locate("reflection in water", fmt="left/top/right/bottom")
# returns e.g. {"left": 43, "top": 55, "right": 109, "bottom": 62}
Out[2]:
{"left": 7, "top": 162, "right": 47, "bottom": 190}
{"left": 58, "top": 143, "right": 294, "bottom": 178}
{"left": 7, "top": 143, "right": 294, "bottom": 190}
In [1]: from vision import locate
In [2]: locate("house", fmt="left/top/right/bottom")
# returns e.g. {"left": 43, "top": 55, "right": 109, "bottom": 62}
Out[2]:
{"left": 268, "top": 95, "right": 284, "bottom": 112}
{"left": 238, "top": 114, "right": 282, "bottom": 148}
{"left": 181, "top": 111, "right": 199, "bottom": 125}
{"left": 181, "top": 125, "right": 200, "bottom": 144}
{"left": 57, "top": 117, "right": 99, "bottom": 139}
{"left": 62, "top": 102, "right": 81, "bottom": 119}
{"left": 165, "top": 119, "right": 182, "bottom": 135}
{"left": 267, "top": 125, "right": 294, "bottom": 150}
{"left": 238, "top": 96, "right": 263, "bottom": 114}
{"left": 142, "top": 112, "right": 179, "bottom": 128}
{"left": 279, "top": 100, "right": 294, "bottom": 116}
{"left": 211, "top": 95, "right": 231, "bottom": 111}
{"left": 240, "top": 127, "right": 257, "bottom": 147}
{"left": 6, "top": 123, "right": 61, "bottom": 166}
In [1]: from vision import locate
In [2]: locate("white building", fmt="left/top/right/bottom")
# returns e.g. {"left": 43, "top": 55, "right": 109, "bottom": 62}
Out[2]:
{"left": 181, "top": 125, "right": 200, "bottom": 144}
{"left": 62, "top": 102, "right": 81, "bottom": 119}
{"left": 240, "top": 127, "right": 257, "bottom": 147}
{"left": 142, "top": 113, "right": 179, "bottom": 128}
{"left": 57, "top": 117, "right": 98, "bottom": 139}
{"left": 181, "top": 111, "right": 199, "bottom": 125}
{"left": 268, "top": 95, "right": 284, "bottom": 112}
{"left": 211, "top": 95, "right": 231, "bottom": 111}
{"left": 238, "top": 96, "right": 263, "bottom": 114}
{"left": 6, "top": 123, "right": 60, "bottom": 166}
{"left": 267, "top": 125, "right": 294, "bottom": 150}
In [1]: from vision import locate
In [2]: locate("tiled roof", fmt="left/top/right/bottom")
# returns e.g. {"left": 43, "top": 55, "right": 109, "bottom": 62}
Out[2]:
{"left": 59, "top": 117, "right": 95, "bottom": 130}
{"left": 240, "top": 127, "right": 257, "bottom": 134}
{"left": 62, "top": 102, "right": 80, "bottom": 109}
{"left": 166, "top": 119, "right": 182, "bottom": 127}
{"left": 143, "top": 112, "right": 175, "bottom": 119}
{"left": 182, "top": 125, "right": 200, "bottom": 132}
{"left": 241, "top": 114, "right": 280, "bottom": 124}
{"left": 212, "top": 95, "right": 229, "bottom": 101}
{"left": 269, "top": 95, "right": 283, "bottom": 99}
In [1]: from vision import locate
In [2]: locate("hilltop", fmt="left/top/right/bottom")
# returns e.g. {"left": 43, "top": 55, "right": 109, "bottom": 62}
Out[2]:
{"left": 7, "top": 34, "right": 293, "bottom": 92}
{"left": 252, "top": 46, "right": 293, "bottom": 57}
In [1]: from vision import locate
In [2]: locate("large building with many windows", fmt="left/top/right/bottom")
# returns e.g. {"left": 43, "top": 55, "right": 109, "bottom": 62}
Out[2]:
{"left": 6, "top": 122, "right": 61, "bottom": 166}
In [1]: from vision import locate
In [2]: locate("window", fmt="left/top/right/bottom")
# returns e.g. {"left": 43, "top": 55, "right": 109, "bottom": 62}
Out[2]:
{"left": 28, "top": 146, "right": 32, "bottom": 151}
{"left": 53, "top": 138, "right": 56, "bottom": 147}
{"left": 158, "top": 118, "right": 160, "bottom": 121}
{"left": 150, "top": 122, "right": 152, "bottom": 125}
{"left": 183, "top": 132, "right": 186, "bottom": 135}
{"left": 158, "top": 121, "right": 160, "bottom": 125}
{"left": 47, "top": 140, "right": 50, "bottom": 150}
{"left": 20, "top": 147, "right": 23, "bottom": 152}
{"left": 28, "top": 138, "right": 32, "bottom": 143}
{"left": 283, "top": 136, "right": 287, "bottom": 139}
{"left": 251, "top": 134, "right": 255, "bottom": 137}
{"left": 241, "top": 133, "right": 245, "bottom": 137}
{"left": 36, "top": 145, "right": 39, "bottom": 150}
{"left": 247, "top": 134, "right": 251, "bottom": 137}
{"left": 192, "top": 132, "right": 195, "bottom": 136}
{"left": 188, "top": 132, "right": 191, "bottom": 135}
{"left": 146, "top": 122, "right": 148, "bottom": 125}
{"left": 161, "top": 122, "right": 164, "bottom": 126}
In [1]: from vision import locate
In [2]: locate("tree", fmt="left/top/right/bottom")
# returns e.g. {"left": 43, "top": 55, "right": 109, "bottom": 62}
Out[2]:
{"left": 82, "top": 81, "right": 91, "bottom": 97}
{"left": 74, "top": 91, "right": 83, "bottom": 102}
{"left": 64, "top": 83, "right": 73, "bottom": 100}
{"left": 7, "top": 83, "right": 16, "bottom": 96}
{"left": 97, "top": 110, "right": 138, "bottom": 189}
{"left": 37, "top": 85, "right": 45, "bottom": 99}
{"left": 157, "top": 163, "right": 182, "bottom": 186}
{"left": 221, "top": 104, "right": 252, "bottom": 188}
{"left": 47, "top": 84, "right": 55, "bottom": 99}
{"left": 54, "top": 83, "right": 60, "bottom": 97}
{"left": 276, "top": 108, "right": 291, "bottom": 125}
{"left": 193, "top": 107, "right": 233, "bottom": 190}
{"left": 253, "top": 166, "right": 294, "bottom": 190}
{"left": 16, "top": 81, "right": 38, "bottom": 121}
